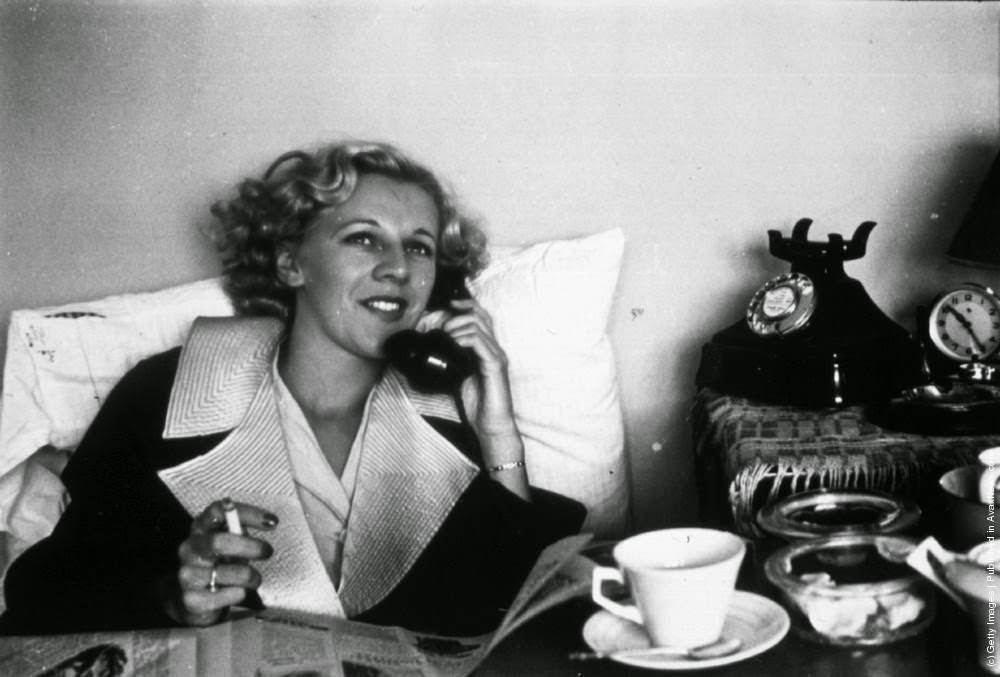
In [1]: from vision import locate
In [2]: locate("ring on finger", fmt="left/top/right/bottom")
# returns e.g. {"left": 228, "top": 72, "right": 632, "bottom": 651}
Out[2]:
{"left": 207, "top": 564, "right": 219, "bottom": 593}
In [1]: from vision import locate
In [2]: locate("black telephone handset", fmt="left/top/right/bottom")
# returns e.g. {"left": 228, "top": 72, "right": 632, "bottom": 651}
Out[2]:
{"left": 383, "top": 269, "right": 478, "bottom": 393}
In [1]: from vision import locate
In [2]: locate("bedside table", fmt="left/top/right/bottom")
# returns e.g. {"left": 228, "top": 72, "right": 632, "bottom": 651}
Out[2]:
{"left": 692, "top": 387, "right": 1000, "bottom": 537}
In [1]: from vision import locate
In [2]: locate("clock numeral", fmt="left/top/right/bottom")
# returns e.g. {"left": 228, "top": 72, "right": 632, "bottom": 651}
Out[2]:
{"left": 950, "top": 296, "right": 961, "bottom": 305}
{"left": 965, "top": 293, "right": 974, "bottom": 301}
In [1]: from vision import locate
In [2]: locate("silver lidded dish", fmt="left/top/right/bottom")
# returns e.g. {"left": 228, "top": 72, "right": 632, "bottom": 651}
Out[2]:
{"left": 764, "top": 534, "right": 935, "bottom": 646}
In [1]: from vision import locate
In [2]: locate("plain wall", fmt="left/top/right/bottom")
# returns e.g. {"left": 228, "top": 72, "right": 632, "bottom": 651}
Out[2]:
{"left": 2, "top": 0, "right": 999, "bottom": 532}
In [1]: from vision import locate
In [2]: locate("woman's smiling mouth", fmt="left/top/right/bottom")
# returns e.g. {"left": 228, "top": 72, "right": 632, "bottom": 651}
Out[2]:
{"left": 361, "top": 296, "right": 409, "bottom": 321}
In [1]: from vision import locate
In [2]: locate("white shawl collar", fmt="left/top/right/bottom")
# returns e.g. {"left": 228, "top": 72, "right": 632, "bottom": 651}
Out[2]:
{"left": 158, "top": 317, "right": 477, "bottom": 620}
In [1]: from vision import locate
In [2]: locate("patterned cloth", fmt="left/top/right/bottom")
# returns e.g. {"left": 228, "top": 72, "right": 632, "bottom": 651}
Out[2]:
{"left": 692, "top": 388, "right": 1000, "bottom": 536}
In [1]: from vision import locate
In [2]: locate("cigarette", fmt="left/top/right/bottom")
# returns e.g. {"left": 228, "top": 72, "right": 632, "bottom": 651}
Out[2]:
{"left": 221, "top": 497, "right": 243, "bottom": 535}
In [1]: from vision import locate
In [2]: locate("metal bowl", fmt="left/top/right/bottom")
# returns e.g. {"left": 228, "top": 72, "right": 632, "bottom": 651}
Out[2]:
{"left": 757, "top": 489, "right": 921, "bottom": 542}
{"left": 764, "top": 534, "right": 935, "bottom": 646}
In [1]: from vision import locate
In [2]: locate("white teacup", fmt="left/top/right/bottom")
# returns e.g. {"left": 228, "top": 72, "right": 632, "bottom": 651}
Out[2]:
{"left": 591, "top": 528, "right": 746, "bottom": 648}
{"left": 977, "top": 447, "right": 1000, "bottom": 504}
{"left": 944, "top": 541, "right": 1000, "bottom": 674}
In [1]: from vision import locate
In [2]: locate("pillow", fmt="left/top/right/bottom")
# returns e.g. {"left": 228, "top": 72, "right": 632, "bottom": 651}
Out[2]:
{"left": 0, "top": 278, "right": 234, "bottom": 476}
{"left": 0, "top": 279, "right": 234, "bottom": 562}
{"left": 470, "top": 228, "right": 627, "bottom": 537}
{"left": 0, "top": 228, "right": 627, "bottom": 561}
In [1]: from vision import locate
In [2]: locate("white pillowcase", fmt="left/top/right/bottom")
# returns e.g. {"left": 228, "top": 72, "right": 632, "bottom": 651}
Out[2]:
{"left": 470, "top": 228, "right": 627, "bottom": 537}
{"left": 1, "top": 278, "right": 234, "bottom": 470}
{"left": 0, "top": 228, "right": 627, "bottom": 560}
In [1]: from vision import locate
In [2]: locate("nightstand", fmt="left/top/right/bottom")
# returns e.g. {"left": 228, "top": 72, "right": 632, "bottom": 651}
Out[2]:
{"left": 692, "top": 387, "right": 1000, "bottom": 537}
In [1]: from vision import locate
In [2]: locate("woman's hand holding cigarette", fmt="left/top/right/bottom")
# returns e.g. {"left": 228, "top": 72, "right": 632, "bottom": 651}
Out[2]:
{"left": 163, "top": 498, "right": 279, "bottom": 627}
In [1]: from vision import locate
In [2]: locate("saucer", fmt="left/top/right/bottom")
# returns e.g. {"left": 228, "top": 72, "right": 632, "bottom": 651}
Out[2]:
{"left": 581, "top": 590, "right": 790, "bottom": 670}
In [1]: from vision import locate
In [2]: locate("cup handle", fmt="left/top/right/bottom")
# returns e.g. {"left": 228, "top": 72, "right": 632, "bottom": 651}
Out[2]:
{"left": 979, "top": 467, "right": 1000, "bottom": 504}
{"left": 592, "top": 566, "right": 643, "bottom": 625}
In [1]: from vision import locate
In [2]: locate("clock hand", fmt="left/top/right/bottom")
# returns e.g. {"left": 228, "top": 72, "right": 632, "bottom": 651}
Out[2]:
{"left": 943, "top": 305, "right": 987, "bottom": 355}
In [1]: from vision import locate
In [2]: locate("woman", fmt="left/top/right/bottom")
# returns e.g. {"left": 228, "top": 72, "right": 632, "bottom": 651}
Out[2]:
{"left": 0, "top": 141, "right": 585, "bottom": 636}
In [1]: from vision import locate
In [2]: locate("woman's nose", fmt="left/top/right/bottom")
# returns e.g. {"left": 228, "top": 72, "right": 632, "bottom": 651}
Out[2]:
{"left": 374, "top": 246, "right": 410, "bottom": 281}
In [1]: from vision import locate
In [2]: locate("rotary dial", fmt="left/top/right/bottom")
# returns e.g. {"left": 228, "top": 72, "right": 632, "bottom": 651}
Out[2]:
{"left": 747, "top": 272, "right": 817, "bottom": 337}
{"left": 928, "top": 283, "right": 1000, "bottom": 362}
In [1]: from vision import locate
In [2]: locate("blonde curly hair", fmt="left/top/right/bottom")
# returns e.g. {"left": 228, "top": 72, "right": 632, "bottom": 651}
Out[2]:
{"left": 208, "top": 141, "right": 487, "bottom": 320}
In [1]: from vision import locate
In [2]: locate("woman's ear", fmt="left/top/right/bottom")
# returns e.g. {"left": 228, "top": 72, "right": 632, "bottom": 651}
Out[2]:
{"left": 276, "top": 248, "right": 304, "bottom": 287}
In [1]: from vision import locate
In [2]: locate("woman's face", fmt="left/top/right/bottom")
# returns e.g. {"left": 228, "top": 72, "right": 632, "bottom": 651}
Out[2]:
{"left": 281, "top": 173, "right": 440, "bottom": 361}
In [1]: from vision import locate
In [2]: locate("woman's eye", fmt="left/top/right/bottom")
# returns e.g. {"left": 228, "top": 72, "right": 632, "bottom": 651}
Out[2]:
{"left": 406, "top": 242, "right": 435, "bottom": 258}
{"left": 344, "top": 232, "right": 379, "bottom": 248}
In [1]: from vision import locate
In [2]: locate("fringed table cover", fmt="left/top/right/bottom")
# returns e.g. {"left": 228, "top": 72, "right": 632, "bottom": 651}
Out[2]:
{"left": 692, "top": 387, "right": 1000, "bottom": 536}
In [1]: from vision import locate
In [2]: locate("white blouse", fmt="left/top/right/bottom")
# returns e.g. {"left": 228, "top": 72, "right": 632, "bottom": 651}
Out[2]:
{"left": 271, "top": 358, "right": 373, "bottom": 590}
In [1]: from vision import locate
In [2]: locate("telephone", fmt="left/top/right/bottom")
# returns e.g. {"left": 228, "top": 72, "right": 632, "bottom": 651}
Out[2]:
{"left": 383, "top": 268, "right": 477, "bottom": 393}
{"left": 696, "top": 219, "right": 926, "bottom": 407}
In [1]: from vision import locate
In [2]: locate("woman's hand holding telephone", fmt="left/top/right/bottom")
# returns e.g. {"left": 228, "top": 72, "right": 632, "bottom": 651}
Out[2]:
{"left": 165, "top": 499, "right": 278, "bottom": 627}
{"left": 444, "top": 297, "right": 531, "bottom": 500}
{"left": 386, "top": 273, "right": 530, "bottom": 500}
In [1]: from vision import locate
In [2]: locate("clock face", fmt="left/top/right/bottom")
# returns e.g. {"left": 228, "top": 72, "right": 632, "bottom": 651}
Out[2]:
{"left": 747, "top": 272, "right": 816, "bottom": 336}
{"left": 928, "top": 283, "right": 1000, "bottom": 362}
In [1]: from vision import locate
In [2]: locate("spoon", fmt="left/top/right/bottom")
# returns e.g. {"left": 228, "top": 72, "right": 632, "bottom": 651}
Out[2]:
{"left": 570, "top": 637, "right": 743, "bottom": 662}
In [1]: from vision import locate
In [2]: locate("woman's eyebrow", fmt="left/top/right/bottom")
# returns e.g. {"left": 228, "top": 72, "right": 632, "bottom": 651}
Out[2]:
{"left": 339, "top": 218, "right": 380, "bottom": 229}
{"left": 336, "top": 219, "right": 436, "bottom": 241}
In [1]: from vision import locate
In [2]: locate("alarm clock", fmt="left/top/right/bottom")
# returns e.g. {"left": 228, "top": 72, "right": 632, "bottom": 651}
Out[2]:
{"left": 866, "top": 283, "right": 1000, "bottom": 435}
{"left": 926, "top": 283, "right": 1000, "bottom": 374}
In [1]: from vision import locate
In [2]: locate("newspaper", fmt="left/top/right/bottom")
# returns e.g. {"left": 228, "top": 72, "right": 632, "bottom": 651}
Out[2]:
{"left": 0, "top": 627, "right": 200, "bottom": 677}
{"left": 0, "top": 533, "right": 594, "bottom": 677}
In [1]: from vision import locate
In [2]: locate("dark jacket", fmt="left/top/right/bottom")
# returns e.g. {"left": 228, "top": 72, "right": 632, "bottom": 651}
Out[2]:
{"left": 1, "top": 317, "right": 585, "bottom": 636}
